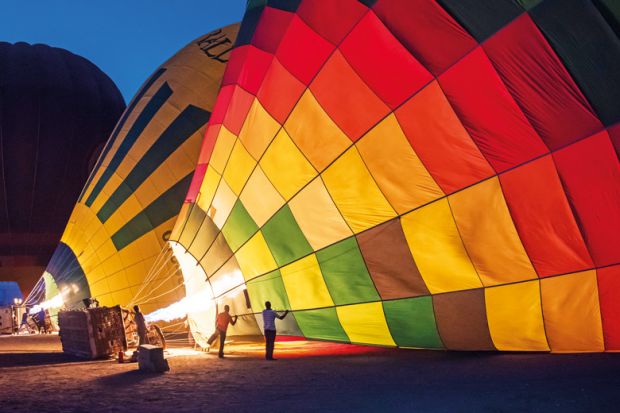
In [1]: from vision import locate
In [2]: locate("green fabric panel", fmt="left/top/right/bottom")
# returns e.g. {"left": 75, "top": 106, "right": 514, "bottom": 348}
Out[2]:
{"left": 261, "top": 205, "right": 312, "bottom": 266}
{"left": 294, "top": 307, "right": 350, "bottom": 342}
{"left": 43, "top": 272, "right": 59, "bottom": 302}
{"left": 111, "top": 173, "right": 192, "bottom": 250}
{"left": 247, "top": 270, "right": 290, "bottom": 311}
{"left": 516, "top": 0, "right": 542, "bottom": 10}
{"left": 316, "top": 237, "right": 380, "bottom": 305}
{"left": 383, "top": 296, "right": 444, "bottom": 349}
{"left": 43, "top": 273, "right": 60, "bottom": 326}
{"left": 221, "top": 201, "right": 258, "bottom": 252}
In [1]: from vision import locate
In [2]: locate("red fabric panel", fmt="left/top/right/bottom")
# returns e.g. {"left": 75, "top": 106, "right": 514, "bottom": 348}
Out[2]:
{"left": 297, "top": 0, "right": 368, "bottom": 45}
{"left": 483, "top": 15, "right": 602, "bottom": 151}
{"left": 209, "top": 85, "right": 234, "bottom": 126}
{"left": 500, "top": 155, "right": 593, "bottom": 277}
{"left": 251, "top": 6, "right": 294, "bottom": 54}
{"left": 222, "top": 45, "right": 273, "bottom": 95}
{"left": 597, "top": 265, "right": 620, "bottom": 351}
{"left": 310, "top": 50, "right": 390, "bottom": 141}
{"left": 222, "top": 86, "right": 254, "bottom": 135}
{"left": 339, "top": 12, "right": 432, "bottom": 109}
{"left": 439, "top": 47, "right": 548, "bottom": 172}
{"left": 275, "top": 15, "right": 335, "bottom": 85}
{"left": 553, "top": 131, "right": 620, "bottom": 267}
{"left": 395, "top": 81, "right": 494, "bottom": 194}
{"left": 257, "top": 57, "right": 306, "bottom": 124}
{"left": 372, "top": 0, "right": 477, "bottom": 75}
{"left": 198, "top": 125, "right": 221, "bottom": 164}
{"left": 186, "top": 163, "right": 207, "bottom": 203}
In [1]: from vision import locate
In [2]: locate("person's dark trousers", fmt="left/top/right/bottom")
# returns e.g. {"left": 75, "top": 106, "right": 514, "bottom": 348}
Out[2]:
{"left": 208, "top": 329, "right": 227, "bottom": 357}
{"left": 265, "top": 329, "right": 276, "bottom": 360}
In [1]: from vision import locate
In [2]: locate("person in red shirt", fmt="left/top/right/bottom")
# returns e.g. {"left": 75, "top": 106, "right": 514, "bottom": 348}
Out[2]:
{"left": 207, "top": 305, "right": 237, "bottom": 358}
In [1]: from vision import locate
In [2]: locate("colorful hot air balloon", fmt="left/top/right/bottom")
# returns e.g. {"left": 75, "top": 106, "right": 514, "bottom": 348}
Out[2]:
{"left": 0, "top": 42, "right": 125, "bottom": 299}
{"left": 168, "top": 0, "right": 620, "bottom": 352}
{"left": 30, "top": 25, "right": 240, "bottom": 315}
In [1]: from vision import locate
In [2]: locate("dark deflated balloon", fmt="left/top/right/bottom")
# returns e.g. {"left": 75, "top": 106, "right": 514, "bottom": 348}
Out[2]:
{"left": 0, "top": 42, "right": 125, "bottom": 295}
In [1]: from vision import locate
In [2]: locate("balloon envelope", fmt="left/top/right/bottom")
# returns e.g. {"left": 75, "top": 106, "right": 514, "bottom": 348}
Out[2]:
{"left": 35, "top": 25, "right": 240, "bottom": 313}
{"left": 169, "top": 0, "right": 620, "bottom": 352}
{"left": 0, "top": 42, "right": 126, "bottom": 297}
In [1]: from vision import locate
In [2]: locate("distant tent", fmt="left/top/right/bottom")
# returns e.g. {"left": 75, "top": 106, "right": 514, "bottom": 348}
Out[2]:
{"left": 0, "top": 282, "right": 23, "bottom": 306}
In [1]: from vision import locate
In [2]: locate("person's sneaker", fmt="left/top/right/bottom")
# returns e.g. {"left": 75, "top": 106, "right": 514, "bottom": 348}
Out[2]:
{"left": 218, "top": 354, "right": 224, "bottom": 358}
{"left": 266, "top": 358, "right": 278, "bottom": 361}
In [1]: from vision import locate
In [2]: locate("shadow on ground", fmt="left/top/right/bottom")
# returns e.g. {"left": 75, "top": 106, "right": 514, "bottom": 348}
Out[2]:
{"left": 2, "top": 334, "right": 620, "bottom": 412}
{"left": 0, "top": 352, "right": 87, "bottom": 368}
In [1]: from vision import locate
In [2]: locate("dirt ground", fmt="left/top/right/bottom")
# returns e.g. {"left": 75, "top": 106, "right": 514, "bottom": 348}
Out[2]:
{"left": 1, "top": 335, "right": 619, "bottom": 413}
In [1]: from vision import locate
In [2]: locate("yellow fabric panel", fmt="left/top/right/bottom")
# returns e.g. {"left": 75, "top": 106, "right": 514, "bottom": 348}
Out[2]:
{"left": 113, "top": 288, "right": 134, "bottom": 308}
{"left": 211, "top": 179, "right": 237, "bottom": 229}
{"left": 90, "top": 103, "right": 178, "bottom": 210}
{"left": 401, "top": 198, "right": 482, "bottom": 293}
{"left": 222, "top": 140, "right": 256, "bottom": 195}
{"left": 171, "top": 202, "right": 192, "bottom": 241}
{"left": 285, "top": 90, "right": 351, "bottom": 171}
{"left": 80, "top": 166, "right": 106, "bottom": 207}
{"left": 89, "top": 277, "right": 111, "bottom": 305}
{"left": 281, "top": 254, "right": 333, "bottom": 310}
{"left": 259, "top": 129, "right": 317, "bottom": 200}
{"left": 105, "top": 139, "right": 198, "bottom": 233}
{"left": 357, "top": 114, "right": 444, "bottom": 214}
{"left": 112, "top": 102, "right": 177, "bottom": 177}
{"left": 238, "top": 98, "right": 281, "bottom": 160}
{"left": 208, "top": 125, "right": 237, "bottom": 174}
{"left": 239, "top": 166, "right": 285, "bottom": 227}
{"left": 336, "top": 302, "right": 396, "bottom": 346}
{"left": 103, "top": 194, "right": 142, "bottom": 235}
{"left": 90, "top": 172, "right": 122, "bottom": 213}
{"left": 133, "top": 175, "right": 162, "bottom": 208}
{"left": 289, "top": 177, "right": 352, "bottom": 250}
{"left": 82, "top": 229, "right": 115, "bottom": 271}
{"left": 196, "top": 166, "right": 221, "bottom": 211}
{"left": 235, "top": 231, "right": 277, "bottom": 281}
{"left": 61, "top": 203, "right": 87, "bottom": 246}
{"left": 124, "top": 260, "right": 150, "bottom": 287}
{"left": 449, "top": 177, "right": 537, "bottom": 286}
{"left": 485, "top": 281, "right": 549, "bottom": 351}
{"left": 118, "top": 233, "right": 150, "bottom": 266}
{"left": 322, "top": 147, "right": 396, "bottom": 233}
{"left": 541, "top": 271, "right": 605, "bottom": 352}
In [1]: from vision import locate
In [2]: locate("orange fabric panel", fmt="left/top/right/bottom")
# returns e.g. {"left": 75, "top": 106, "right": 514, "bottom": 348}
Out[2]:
{"left": 449, "top": 177, "right": 537, "bottom": 286}
{"left": 357, "top": 114, "right": 444, "bottom": 214}
{"left": 285, "top": 90, "right": 351, "bottom": 171}
{"left": 541, "top": 271, "right": 605, "bottom": 352}
{"left": 310, "top": 50, "right": 390, "bottom": 141}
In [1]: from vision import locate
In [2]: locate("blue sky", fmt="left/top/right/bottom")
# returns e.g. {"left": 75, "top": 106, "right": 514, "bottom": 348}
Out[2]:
{"left": 0, "top": 1, "right": 246, "bottom": 102}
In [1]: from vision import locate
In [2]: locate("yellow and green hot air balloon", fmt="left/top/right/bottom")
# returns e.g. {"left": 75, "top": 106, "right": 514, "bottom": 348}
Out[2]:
{"left": 33, "top": 24, "right": 240, "bottom": 318}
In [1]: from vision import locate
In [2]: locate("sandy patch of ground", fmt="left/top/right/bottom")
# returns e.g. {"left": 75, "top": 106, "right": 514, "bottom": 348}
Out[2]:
{"left": 1, "top": 334, "right": 619, "bottom": 412}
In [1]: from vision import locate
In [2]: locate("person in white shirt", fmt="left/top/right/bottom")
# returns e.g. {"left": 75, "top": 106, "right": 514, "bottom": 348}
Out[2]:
{"left": 262, "top": 301, "right": 289, "bottom": 360}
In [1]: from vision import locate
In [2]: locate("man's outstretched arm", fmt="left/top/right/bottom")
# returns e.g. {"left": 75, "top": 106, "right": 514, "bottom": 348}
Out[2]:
{"left": 276, "top": 310, "right": 289, "bottom": 320}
